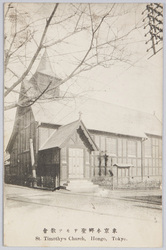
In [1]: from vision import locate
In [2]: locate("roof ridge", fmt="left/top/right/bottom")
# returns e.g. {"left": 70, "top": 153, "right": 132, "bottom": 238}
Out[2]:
{"left": 87, "top": 97, "right": 157, "bottom": 117}
{"left": 58, "top": 119, "right": 80, "bottom": 130}
{"left": 39, "top": 118, "right": 98, "bottom": 151}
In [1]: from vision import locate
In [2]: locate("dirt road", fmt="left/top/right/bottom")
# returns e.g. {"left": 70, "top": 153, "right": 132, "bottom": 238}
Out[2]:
{"left": 3, "top": 184, "right": 162, "bottom": 247}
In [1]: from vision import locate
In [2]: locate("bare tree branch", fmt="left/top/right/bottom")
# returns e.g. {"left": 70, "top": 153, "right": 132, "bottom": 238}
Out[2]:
{"left": 42, "top": 29, "right": 84, "bottom": 48}
{"left": 4, "top": 79, "right": 53, "bottom": 111}
{"left": 4, "top": 3, "right": 59, "bottom": 97}
{"left": 4, "top": 3, "right": 12, "bottom": 18}
{"left": 4, "top": 3, "right": 144, "bottom": 111}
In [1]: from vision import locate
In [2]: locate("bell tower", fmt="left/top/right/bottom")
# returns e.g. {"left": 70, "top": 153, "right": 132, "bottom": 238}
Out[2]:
{"left": 29, "top": 50, "right": 61, "bottom": 98}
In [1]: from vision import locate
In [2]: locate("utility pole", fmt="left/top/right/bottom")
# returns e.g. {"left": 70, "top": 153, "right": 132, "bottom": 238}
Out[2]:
{"left": 142, "top": 3, "right": 163, "bottom": 59}
{"left": 30, "top": 138, "right": 37, "bottom": 187}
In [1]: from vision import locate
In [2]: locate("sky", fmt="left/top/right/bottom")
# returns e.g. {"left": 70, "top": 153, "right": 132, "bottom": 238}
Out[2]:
{"left": 4, "top": 3, "right": 163, "bottom": 149}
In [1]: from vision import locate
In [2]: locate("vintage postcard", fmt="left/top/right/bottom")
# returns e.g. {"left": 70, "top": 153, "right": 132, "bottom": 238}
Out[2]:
{"left": 3, "top": 2, "right": 163, "bottom": 247}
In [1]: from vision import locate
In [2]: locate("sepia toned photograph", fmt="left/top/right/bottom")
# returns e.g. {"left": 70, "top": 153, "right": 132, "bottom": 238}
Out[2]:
{"left": 3, "top": 2, "right": 163, "bottom": 247}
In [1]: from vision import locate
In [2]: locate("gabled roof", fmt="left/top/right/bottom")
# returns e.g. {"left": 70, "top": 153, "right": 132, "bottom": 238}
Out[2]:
{"left": 30, "top": 97, "right": 162, "bottom": 138}
{"left": 16, "top": 50, "right": 162, "bottom": 139}
{"left": 6, "top": 82, "right": 162, "bottom": 154}
{"left": 6, "top": 55, "right": 162, "bottom": 154}
{"left": 39, "top": 119, "right": 98, "bottom": 151}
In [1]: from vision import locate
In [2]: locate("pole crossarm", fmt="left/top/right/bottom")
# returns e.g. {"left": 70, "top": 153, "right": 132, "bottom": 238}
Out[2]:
{"left": 142, "top": 3, "right": 163, "bottom": 58}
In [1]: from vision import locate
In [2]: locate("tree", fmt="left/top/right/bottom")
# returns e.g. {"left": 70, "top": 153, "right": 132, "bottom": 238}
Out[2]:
{"left": 4, "top": 3, "right": 143, "bottom": 111}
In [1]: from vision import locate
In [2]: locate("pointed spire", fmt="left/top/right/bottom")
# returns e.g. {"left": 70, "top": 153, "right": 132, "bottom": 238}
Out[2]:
{"left": 36, "top": 49, "right": 58, "bottom": 78}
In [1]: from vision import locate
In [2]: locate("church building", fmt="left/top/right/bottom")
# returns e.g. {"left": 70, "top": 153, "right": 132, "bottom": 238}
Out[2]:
{"left": 6, "top": 51, "right": 162, "bottom": 190}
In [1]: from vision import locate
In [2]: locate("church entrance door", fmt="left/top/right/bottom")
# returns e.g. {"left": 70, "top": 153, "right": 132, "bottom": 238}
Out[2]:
{"left": 69, "top": 148, "right": 84, "bottom": 179}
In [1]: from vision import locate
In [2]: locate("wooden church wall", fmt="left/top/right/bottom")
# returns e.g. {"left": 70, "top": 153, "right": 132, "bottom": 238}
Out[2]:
{"left": 8, "top": 107, "right": 162, "bottom": 186}
{"left": 9, "top": 107, "right": 37, "bottom": 184}
{"left": 37, "top": 148, "right": 60, "bottom": 188}
{"left": 85, "top": 149, "right": 91, "bottom": 179}
{"left": 143, "top": 135, "right": 162, "bottom": 180}
{"left": 90, "top": 131, "right": 143, "bottom": 180}
{"left": 60, "top": 147, "right": 68, "bottom": 182}
{"left": 60, "top": 131, "right": 93, "bottom": 182}
{"left": 38, "top": 148, "right": 60, "bottom": 175}
{"left": 89, "top": 130, "right": 162, "bottom": 181}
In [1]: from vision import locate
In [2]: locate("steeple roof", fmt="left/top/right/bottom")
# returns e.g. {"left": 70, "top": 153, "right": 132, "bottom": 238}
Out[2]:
{"left": 36, "top": 50, "right": 59, "bottom": 78}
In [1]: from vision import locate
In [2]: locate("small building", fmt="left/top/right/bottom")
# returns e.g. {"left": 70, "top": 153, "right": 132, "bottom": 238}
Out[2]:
{"left": 6, "top": 51, "right": 162, "bottom": 189}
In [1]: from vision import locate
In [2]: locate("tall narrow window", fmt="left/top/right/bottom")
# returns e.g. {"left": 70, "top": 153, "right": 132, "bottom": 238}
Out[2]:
{"left": 137, "top": 141, "right": 141, "bottom": 157}
{"left": 86, "top": 150, "right": 90, "bottom": 164}
{"left": 123, "top": 139, "right": 127, "bottom": 157}
{"left": 100, "top": 136, "right": 105, "bottom": 151}
{"left": 152, "top": 138, "right": 159, "bottom": 169}
{"left": 106, "top": 137, "right": 117, "bottom": 155}
{"left": 159, "top": 139, "right": 162, "bottom": 158}
{"left": 61, "top": 147, "right": 67, "bottom": 163}
{"left": 91, "top": 152, "right": 94, "bottom": 166}
{"left": 145, "top": 138, "right": 151, "bottom": 157}
{"left": 95, "top": 135, "right": 100, "bottom": 148}
{"left": 118, "top": 138, "right": 122, "bottom": 156}
{"left": 128, "top": 140, "right": 136, "bottom": 156}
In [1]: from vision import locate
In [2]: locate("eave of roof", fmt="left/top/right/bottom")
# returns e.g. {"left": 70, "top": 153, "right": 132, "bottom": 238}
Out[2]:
{"left": 39, "top": 119, "right": 98, "bottom": 151}
{"left": 30, "top": 97, "right": 162, "bottom": 138}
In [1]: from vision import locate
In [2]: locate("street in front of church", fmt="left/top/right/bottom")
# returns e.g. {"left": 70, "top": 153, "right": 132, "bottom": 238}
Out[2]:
{"left": 4, "top": 184, "right": 162, "bottom": 247}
